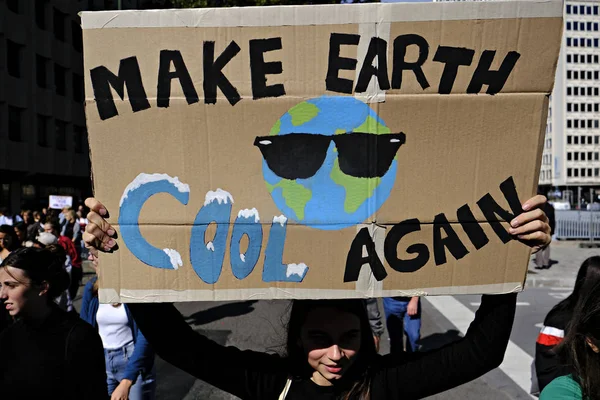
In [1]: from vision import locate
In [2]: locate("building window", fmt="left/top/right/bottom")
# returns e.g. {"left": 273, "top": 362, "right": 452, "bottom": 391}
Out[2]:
{"left": 595, "top": 55, "right": 599, "bottom": 63}
{"left": 575, "top": 104, "right": 579, "bottom": 112}
{"left": 567, "top": 54, "right": 572, "bottom": 63}
{"left": 568, "top": 119, "right": 573, "bottom": 128}
{"left": 568, "top": 135, "right": 573, "bottom": 144}
{"left": 53, "top": 8, "right": 67, "bottom": 42}
{"left": 582, "top": 168, "right": 586, "bottom": 177}
{"left": 575, "top": 152, "right": 580, "bottom": 161}
{"left": 568, "top": 152, "right": 572, "bottom": 161}
{"left": 568, "top": 87, "right": 572, "bottom": 95}
{"left": 54, "top": 64, "right": 67, "bottom": 96}
{"left": 37, "top": 114, "right": 49, "bottom": 147}
{"left": 6, "top": 0, "right": 19, "bottom": 13}
{"left": 567, "top": 37, "right": 572, "bottom": 46}
{"left": 595, "top": 71, "right": 599, "bottom": 80}
{"left": 8, "top": 106, "right": 23, "bottom": 142}
{"left": 567, "top": 70, "right": 572, "bottom": 79}
{"left": 7, "top": 40, "right": 23, "bottom": 78}
{"left": 596, "top": 104, "right": 600, "bottom": 112}
{"left": 582, "top": 152, "right": 587, "bottom": 161}
{"left": 55, "top": 120, "right": 67, "bottom": 150}
{"left": 36, "top": 55, "right": 49, "bottom": 88}
{"left": 574, "top": 168, "right": 579, "bottom": 177}
{"left": 588, "top": 136, "right": 593, "bottom": 145}
{"left": 595, "top": 136, "right": 599, "bottom": 145}
{"left": 595, "top": 39, "right": 599, "bottom": 47}
{"left": 73, "top": 125, "right": 86, "bottom": 153}
{"left": 568, "top": 103, "right": 572, "bottom": 112}
{"left": 580, "top": 5, "right": 585, "bottom": 14}
{"left": 35, "top": 0, "right": 48, "bottom": 30}
{"left": 568, "top": 168, "right": 573, "bottom": 177}
{"left": 588, "top": 152, "right": 593, "bottom": 160}
{"left": 574, "top": 70, "right": 579, "bottom": 79}
{"left": 596, "top": 120, "right": 600, "bottom": 129}
{"left": 567, "top": 21, "right": 572, "bottom": 30}
{"left": 575, "top": 119, "right": 580, "bottom": 128}
{"left": 71, "top": 21, "right": 83, "bottom": 52}
{"left": 594, "top": 5, "right": 599, "bottom": 15}
{"left": 575, "top": 136, "right": 580, "bottom": 144}
{"left": 72, "top": 73, "right": 84, "bottom": 103}
{"left": 567, "top": 4, "right": 571, "bottom": 13}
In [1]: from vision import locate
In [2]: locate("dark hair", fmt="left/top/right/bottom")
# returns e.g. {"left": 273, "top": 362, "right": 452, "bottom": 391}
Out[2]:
{"left": 45, "top": 218, "right": 60, "bottom": 233}
{"left": 14, "top": 221, "right": 26, "bottom": 233}
{"left": 0, "top": 247, "right": 69, "bottom": 300}
{"left": 286, "top": 299, "right": 376, "bottom": 400}
{"left": 0, "top": 225, "right": 20, "bottom": 251}
{"left": 557, "top": 280, "right": 600, "bottom": 400}
{"left": 545, "top": 256, "right": 600, "bottom": 324}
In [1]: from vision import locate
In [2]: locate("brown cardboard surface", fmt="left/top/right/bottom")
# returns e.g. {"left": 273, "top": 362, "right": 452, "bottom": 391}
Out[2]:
{"left": 81, "top": 1, "right": 563, "bottom": 303}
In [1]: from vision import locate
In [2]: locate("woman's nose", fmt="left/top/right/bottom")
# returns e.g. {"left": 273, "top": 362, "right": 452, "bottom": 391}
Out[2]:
{"left": 327, "top": 344, "right": 342, "bottom": 360}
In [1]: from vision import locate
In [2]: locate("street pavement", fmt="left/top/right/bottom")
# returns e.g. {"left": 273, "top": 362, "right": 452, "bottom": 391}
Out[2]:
{"left": 75, "top": 240, "right": 599, "bottom": 399}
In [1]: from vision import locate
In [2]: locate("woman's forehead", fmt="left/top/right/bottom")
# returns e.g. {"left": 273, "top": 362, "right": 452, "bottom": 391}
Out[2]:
{"left": 0, "top": 266, "right": 28, "bottom": 282}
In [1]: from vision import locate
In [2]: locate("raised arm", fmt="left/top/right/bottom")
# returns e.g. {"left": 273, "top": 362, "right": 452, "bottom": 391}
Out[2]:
{"left": 128, "top": 302, "right": 288, "bottom": 399}
{"left": 378, "top": 293, "right": 517, "bottom": 399}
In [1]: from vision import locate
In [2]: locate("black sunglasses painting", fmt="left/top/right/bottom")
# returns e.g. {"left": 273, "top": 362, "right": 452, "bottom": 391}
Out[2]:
{"left": 254, "top": 132, "right": 406, "bottom": 180}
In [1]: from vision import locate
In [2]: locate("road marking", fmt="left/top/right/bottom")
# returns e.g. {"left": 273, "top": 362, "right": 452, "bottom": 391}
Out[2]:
{"left": 426, "top": 296, "right": 534, "bottom": 398}
{"left": 548, "top": 292, "right": 569, "bottom": 300}
{"left": 470, "top": 302, "right": 530, "bottom": 307}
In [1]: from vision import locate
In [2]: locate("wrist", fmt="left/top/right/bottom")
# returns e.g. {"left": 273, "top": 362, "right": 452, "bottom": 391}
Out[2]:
{"left": 120, "top": 379, "right": 133, "bottom": 388}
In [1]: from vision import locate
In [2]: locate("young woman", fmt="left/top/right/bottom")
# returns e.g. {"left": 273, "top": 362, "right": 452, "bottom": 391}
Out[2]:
{"left": 540, "top": 280, "right": 600, "bottom": 400}
{"left": 0, "top": 224, "right": 20, "bottom": 262}
{"left": 534, "top": 256, "right": 600, "bottom": 392}
{"left": 0, "top": 247, "right": 107, "bottom": 399}
{"left": 81, "top": 273, "right": 156, "bottom": 400}
{"left": 83, "top": 195, "right": 551, "bottom": 400}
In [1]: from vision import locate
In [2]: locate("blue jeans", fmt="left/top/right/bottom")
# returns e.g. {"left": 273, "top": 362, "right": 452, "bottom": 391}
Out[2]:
{"left": 383, "top": 297, "right": 421, "bottom": 353}
{"left": 104, "top": 342, "right": 156, "bottom": 400}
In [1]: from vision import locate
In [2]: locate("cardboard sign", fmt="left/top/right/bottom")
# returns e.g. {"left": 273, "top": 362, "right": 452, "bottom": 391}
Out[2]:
{"left": 81, "top": 1, "right": 563, "bottom": 303}
{"left": 49, "top": 195, "right": 73, "bottom": 210}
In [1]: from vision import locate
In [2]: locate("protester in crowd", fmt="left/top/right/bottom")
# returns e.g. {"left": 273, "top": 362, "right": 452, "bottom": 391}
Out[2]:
{"left": 27, "top": 211, "right": 44, "bottom": 241}
{"left": 364, "top": 298, "right": 384, "bottom": 353}
{"left": 21, "top": 210, "right": 33, "bottom": 226}
{"left": 0, "top": 225, "right": 20, "bottom": 263}
{"left": 62, "top": 209, "right": 82, "bottom": 250}
{"left": 83, "top": 195, "right": 551, "bottom": 399}
{"left": 81, "top": 272, "right": 156, "bottom": 400}
{"left": 533, "top": 256, "right": 600, "bottom": 393}
{"left": 383, "top": 296, "right": 421, "bottom": 353}
{"left": 45, "top": 220, "right": 82, "bottom": 303}
{"left": 13, "top": 222, "right": 28, "bottom": 246}
{"left": 534, "top": 195, "right": 556, "bottom": 270}
{"left": 540, "top": 280, "right": 600, "bottom": 400}
{"left": 0, "top": 247, "right": 107, "bottom": 399}
{"left": 0, "top": 207, "right": 21, "bottom": 226}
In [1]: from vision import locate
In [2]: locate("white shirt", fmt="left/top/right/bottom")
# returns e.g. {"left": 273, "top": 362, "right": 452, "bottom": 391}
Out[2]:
{"left": 96, "top": 304, "right": 134, "bottom": 350}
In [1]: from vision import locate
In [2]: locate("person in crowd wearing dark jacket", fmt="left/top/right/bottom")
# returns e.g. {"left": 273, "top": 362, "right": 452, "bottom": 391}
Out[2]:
{"left": 534, "top": 256, "right": 600, "bottom": 393}
{"left": 0, "top": 247, "right": 107, "bottom": 399}
{"left": 540, "top": 280, "right": 600, "bottom": 400}
{"left": 0, "top": 224, "right": 20, "bottom": 263}
{"left": 81, "top": 275, "right": 156, "bottom": 400}
{"left": 83, "top": 195, "right": 550, "bottom": 400}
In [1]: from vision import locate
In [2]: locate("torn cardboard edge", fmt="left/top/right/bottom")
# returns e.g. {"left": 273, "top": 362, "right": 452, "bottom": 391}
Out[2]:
{"left": 99, "top": 281, "right": 525, "bottom": 303}
{"left": 81, "top": 0, "right": 563, "bottom": 30}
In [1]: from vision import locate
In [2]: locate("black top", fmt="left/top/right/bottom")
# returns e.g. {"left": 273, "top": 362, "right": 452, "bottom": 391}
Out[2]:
{"left": 0, "top": 306, "right": 108, "bottom": 400}
{"left": 129, "top": 293, "right": 517, "bottom": 400}
{"left": 535, "top": 306, "right": 571, "bottom": 391}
